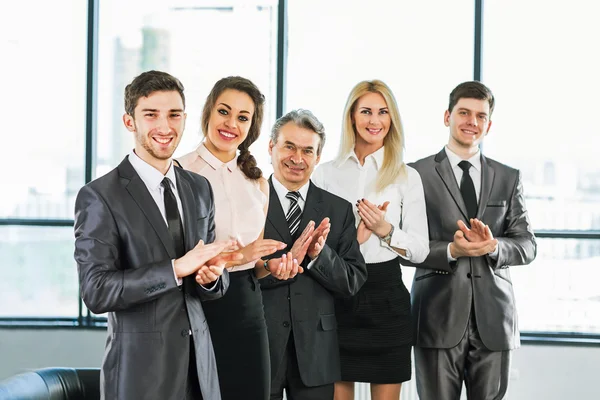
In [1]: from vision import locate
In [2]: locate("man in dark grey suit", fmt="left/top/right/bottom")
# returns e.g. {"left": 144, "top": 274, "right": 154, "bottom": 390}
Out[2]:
{"left": 74, "top": 71, "right": 238, "bottom": 400}
{"left": 410, "top": 81, "right": 537, "bottom": 400}
{"left": 260, "top": 110, "right": 367, "bottom": 400}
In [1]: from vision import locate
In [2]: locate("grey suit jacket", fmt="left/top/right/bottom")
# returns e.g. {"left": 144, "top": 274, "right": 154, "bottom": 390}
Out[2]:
{"left": 409, "top": 149, "right": 536, "bottom": 351}
{"left": 74, "top": 156, "right": 229, "bottom": 400}
{"left": 260, "top": 179, "right": 367, "bottom": 387}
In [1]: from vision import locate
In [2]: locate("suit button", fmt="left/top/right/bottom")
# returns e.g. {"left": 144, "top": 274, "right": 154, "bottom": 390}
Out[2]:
{"left": 181, "top": 329, "right": 189, "bottom": 337}
{"left": 282, "top": 321, "right": 290, "bottom": 328}
{"left": 467, "top": 273, "right": 472, "bottom": 278}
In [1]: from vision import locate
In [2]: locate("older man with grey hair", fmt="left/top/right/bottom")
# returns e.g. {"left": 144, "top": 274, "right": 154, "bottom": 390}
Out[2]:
{"left": 259, "top": 109, "right": 367, "bottom": 400}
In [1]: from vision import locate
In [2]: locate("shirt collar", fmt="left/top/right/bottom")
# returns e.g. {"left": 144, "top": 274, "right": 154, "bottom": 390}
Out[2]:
{"left": 337, "top": 146, "right": 385, "bottom": 170}
{"left": 197, "top": 143, "right": 238, "bottom": 172}
{"left": 272, "top": 175, "right": 310, "bottom": 202}
{"left": 128, "top": 150, "right": 176, "bottom": 191}
{"left": 444, "top": 146, "right": 481, "bottom": 172}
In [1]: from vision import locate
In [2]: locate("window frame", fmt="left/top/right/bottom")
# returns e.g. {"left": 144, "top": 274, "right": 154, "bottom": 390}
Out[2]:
{"left": 1, "top": 0, "right": 599, "bottom": 346}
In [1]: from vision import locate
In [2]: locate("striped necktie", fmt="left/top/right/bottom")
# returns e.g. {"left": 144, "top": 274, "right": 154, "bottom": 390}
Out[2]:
{"left": 285, "top": 191, "right": 302, "bottom": 236}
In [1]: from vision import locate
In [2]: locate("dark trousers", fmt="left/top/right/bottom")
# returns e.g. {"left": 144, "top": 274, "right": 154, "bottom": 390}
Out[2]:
{"left": 185, "top": 337, "right": 204, "bottom": 400}
{"left": 270, "top": 333, "right": 334, "bottom": 400}
{"left": 414, "top": 309, "right": 511, "bottom": 400}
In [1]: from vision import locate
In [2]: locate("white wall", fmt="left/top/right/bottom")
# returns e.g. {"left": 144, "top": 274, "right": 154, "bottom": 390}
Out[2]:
{"left": 1, "top": 329, "right": 599, "bottom": 399}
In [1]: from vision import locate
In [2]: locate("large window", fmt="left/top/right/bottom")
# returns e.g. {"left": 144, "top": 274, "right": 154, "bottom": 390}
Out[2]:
{"left": 2, "top": 0, "right": 599, "bottom": 338}
{"left": 483, "top": 0, "right": 600, "bottom": 334}
{"left": 1, "top": 1, "right": 87, "bottom": 221}
{"left": 0, "top": 1, "right": 87, "bottom": 318}
{"left": 96, "top": 0, "right": 279, "bottom": 178}
{"left": 286, "top": 0, "right": 474, "bottom": 164}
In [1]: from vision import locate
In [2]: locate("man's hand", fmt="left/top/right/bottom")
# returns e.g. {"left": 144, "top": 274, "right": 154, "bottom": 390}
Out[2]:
{"left": 307, "top": 218, "right": 331, "bottom": 259}
{"left": 457, "top": 219, "right": 494, "bottom": 242}
{"left": 237, "top": 238, "right": 287, "bottom": 265}
{"left": 174, "top": 240, "right": 236, "bottom": 278}
{"left": 357, "top": 199, "right": 392, "bottom": 238}
{"left": 269, "top": 252, "right": 304, "bottom": 280}
{"left": 195, "top": 264, "right": 225, "bottom": 286}
{"left": 289, "top": 221, "right": 315, "bottom": 265}
{"left": 449, "top": 227, "right": 498, "bottom": 258}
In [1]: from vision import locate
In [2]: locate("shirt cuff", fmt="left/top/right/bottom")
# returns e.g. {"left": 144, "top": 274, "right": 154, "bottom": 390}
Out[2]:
{"left": 381, "top": 228, "right": 412, "bottom": 260}
{"left": 447, "top": 243, "right": 457, "bottom": 262}
{"left": 306, "top": 255, "right": 319, "bottom": 270}
{"left": 172, "top": 260, "right": 182, "bottom": 286}
{"left": 198, "top": 278, "right": 219, "bottom": 291}
{"left": 488, "top": 244, "right": 499, "bottom": 260}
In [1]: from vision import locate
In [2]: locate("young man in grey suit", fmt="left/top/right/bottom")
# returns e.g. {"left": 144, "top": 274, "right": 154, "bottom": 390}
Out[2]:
{"left": 410, "top": 81, "right": 537, "bottom": 400}
{"left": 74, "top": 71, "right": 239, "bottom": 400}
{"left": 260, "top": 110, "right": 367, "bottom": 400}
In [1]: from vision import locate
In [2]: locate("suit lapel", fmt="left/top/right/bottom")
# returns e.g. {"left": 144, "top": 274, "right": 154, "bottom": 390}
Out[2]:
{"left": 267, "top": 177, "right": 293, "bottom": 243}
{"left": 118, "top": 157, "right": 176, "bottom": 259}
{"left": 298, "top": 182, "right": 324, "bottom": 232}
{"left": 434, "top": 149, "right": 470, "bottom": 220}
{"left": 477, "top": 154, "right": 495, "bottom": 218}
{"left": 175, "top": 168, "right": 197, "bottom": 252}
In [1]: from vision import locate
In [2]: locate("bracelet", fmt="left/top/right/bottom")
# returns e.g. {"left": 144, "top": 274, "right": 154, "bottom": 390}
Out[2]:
{"left": 263, "top": 260, "right": 270, "bottom": 272}
{"left": 380, "top": 224, "right": 395, "bottom": 244}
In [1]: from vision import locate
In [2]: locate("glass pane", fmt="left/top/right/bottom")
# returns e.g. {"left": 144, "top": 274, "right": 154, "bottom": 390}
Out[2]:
{"left": 483, "top": 0, "right": 600, "bottom": 230}
{"left": 0, "top": 226, "right": 79, "bottom": 317}
{"left": 96, "top": 0, "right": 279, "bottom": 179}
{"left": 514, "top": 238, "right": 600, "bottom": 334}
{"left": 0, "top": 1, "right": 87, "bottom": 219}
{"left": 287, "top": 0, "right": 474, "bottom": 164}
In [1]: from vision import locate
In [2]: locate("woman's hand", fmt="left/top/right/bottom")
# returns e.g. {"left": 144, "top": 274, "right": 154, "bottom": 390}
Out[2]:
{"left": 238, "top": 238, "right": 287, "bottom": 265}
{"left": 356, "top": 199, "right": 392, "bottom": 238}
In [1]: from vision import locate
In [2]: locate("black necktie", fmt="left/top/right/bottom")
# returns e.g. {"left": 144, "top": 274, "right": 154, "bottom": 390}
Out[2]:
{"left": 285, "top": 191, "right": 302, "bottom": 236}
{"left": 161, "top": 177, "right": 185, "bottom": 258}
{"left": 458, "top": 161, "right": 478, "bottom": 219}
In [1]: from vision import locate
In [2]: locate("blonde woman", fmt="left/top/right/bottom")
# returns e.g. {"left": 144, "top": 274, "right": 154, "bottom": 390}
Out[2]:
{"left": 312, "top": 80, "right": 429, "bottom": 400}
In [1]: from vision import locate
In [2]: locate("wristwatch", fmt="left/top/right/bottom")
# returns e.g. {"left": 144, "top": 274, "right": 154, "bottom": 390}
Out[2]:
{"left": 380, "top": 224, "right": 395, "bottom": 245}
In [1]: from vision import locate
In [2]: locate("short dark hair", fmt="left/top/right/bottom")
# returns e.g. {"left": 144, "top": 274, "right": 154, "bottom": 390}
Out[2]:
{"left": 124, "top": 70, "right": 185, "bottom": 116}
{"left": 448, "top": 81, "right": 495, "bottom": 116}
{"left": 201, "top": 76, "right": 265, "bottom": 180}
{"left": 271, "top": 109, "right": 326, "bottom": 155}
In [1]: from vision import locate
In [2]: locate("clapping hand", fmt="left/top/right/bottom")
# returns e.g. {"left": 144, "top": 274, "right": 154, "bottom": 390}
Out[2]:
{"left": 174, "top": 239, "right": 237, "bottom": 279}
{"left": 356, "top": 199, "right": 392, "bottom": 238}
{"left": 269, "top": 252, "right": 304, "bottom": 280}
{"left": 307, "top": 218, "right": 330, "bottom": 259}
{"left": 450, "top": 219, "right": 498, "bottom": 258}
{"left": 289, "top": 221, "right": 315, "bottom": 265}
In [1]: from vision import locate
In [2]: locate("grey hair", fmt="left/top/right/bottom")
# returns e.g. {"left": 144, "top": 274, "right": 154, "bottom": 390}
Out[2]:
{"left": 270, "top": 109, "right": 326, "bottom": 155}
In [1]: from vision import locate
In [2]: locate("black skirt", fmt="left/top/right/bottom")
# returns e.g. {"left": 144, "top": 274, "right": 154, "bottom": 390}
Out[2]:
{"left": 335, "top": 258, "right": 412, "bottom": 384}
{"left": 203, "top": 269, "right": 270, "bottom": 400}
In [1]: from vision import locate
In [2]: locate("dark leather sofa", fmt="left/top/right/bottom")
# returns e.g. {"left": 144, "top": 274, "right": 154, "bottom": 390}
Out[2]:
{"left": 0, "top": 368, "right": 100, "bottom": 400}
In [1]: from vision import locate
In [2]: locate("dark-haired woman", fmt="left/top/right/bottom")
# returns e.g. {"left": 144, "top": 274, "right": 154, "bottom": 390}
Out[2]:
{"left": 178, "top": 77, "right": 288, "bottom": 399}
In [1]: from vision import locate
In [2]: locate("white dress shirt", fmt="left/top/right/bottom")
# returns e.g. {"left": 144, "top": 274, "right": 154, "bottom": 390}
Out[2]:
{"left": 312, "top": 147, "right": 430, "bottom": 265}
{"left": 444, "top": 146, "right": 499, "bottom": 261}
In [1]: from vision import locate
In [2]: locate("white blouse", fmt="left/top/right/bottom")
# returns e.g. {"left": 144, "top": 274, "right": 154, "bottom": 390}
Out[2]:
{"left": 312, "top": 147, "right": 429, "bottom": 264}
{"left": 178, "top": 144, "right": 267, "bottom": 272}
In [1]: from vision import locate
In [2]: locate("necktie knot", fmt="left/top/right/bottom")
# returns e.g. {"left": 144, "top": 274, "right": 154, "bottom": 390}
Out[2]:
{"left": 161, "top": 177, "right": 173, "bottom": 191}
{"left": 458, "top": 160, "right": 472, "bottom": 172}
{"left": 286, "top": 191, "right": 301, "bottom": 202}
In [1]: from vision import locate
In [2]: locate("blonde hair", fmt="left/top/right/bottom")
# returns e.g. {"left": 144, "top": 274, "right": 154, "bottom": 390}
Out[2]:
{"left": 336, "top": 80, "right": 406, "bottom": 192}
